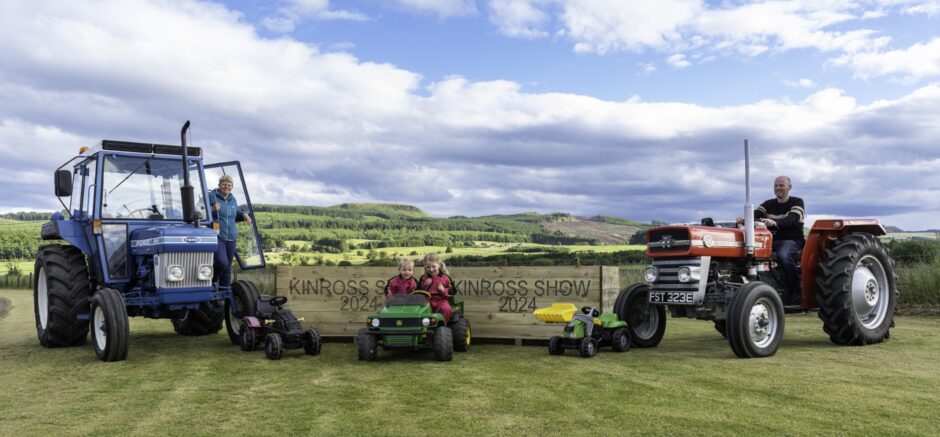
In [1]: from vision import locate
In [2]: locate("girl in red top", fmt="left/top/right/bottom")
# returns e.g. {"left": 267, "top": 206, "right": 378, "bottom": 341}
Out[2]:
{"left": 385, "top": 258, "right": 417, "bottom": 299}
{"left": 420, "top": 252, "right": 453, "bottom": 323}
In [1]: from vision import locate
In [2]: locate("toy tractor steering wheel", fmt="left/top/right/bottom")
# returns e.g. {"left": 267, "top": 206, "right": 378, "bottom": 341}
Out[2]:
{"left": 411, "top": 290, "right": 432, "bottom": 298}
{"left": 269, "top": 296, "right": 288, "bottom": 307}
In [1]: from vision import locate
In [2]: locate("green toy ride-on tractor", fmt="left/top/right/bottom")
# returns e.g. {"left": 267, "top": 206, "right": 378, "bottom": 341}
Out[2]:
{"left": 358, "top": 290, "right": 470, "bottom": 362}
{"left": 534, "top": 303, "right": 631, "bottom": 358}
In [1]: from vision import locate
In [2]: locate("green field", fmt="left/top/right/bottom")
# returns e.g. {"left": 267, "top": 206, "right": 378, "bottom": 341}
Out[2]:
{"left": 2, "top": 288, "right": 938, "bottom": 436}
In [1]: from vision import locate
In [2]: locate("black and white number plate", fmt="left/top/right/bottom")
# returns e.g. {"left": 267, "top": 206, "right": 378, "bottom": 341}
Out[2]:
{"left": 649, "top": 291, "right": 695, "bottom": 304}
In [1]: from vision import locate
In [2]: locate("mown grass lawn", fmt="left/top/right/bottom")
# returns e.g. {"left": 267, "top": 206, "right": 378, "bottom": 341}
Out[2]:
{"left": 1, "top": 288, "right": 938, "bottom": 436}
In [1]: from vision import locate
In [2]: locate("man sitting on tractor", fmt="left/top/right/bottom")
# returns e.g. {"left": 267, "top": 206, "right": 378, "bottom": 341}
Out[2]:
{"left": 742, "top": 175, "right": 805, "bottom": 303}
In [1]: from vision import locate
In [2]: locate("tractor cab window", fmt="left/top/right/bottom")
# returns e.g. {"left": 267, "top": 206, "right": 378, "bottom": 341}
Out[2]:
{"left": 100, "top": 155, "right": 208, "bottom": 220}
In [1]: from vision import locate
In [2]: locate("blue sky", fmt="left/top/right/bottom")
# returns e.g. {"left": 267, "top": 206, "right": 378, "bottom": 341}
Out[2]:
{"left": 1, "top": 0, "right": 939, "bottom": 230}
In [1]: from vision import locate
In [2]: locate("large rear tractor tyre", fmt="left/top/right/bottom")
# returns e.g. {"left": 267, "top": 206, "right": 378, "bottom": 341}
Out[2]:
{"left": 34, "top": 244, "right": 91, "bottom": 347}
{"left": 90, "top": 288, "right": 129, "bottom": 362}
{"left": 432, "top": 327, "right": 454, "bottom": 362}
{"left": 816, "top": 233, "right": 898, "bottom": 346}
{"left": 226, "top": 280, "right": 261, "bottom": 345}
{"left": 172, "top": 303, "right": 224, "bottom": 336}
{"left": 451, "top": 318, "right": 471, "bottom": 352}
{"left": 726, "top": 282, "right": 784, "bottom": 358}
{"left": 357, "top": 328, "right": 378, "bottom": 361}
{"left": 615, "top": 284, "right": 666, "bottom": 348}
{"left": 304, "top": 329, "right": 322, "bottom": 356}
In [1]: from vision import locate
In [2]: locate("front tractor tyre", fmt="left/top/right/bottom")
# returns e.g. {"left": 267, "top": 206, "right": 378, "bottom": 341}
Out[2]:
{"left": 615, "top": 284, "right": 666, "bottom": 348}
{"left": 34, "top": 244, "right": 91, "bottom": 347}
{"left": 265, "top": 333, "right": 283, "bottom": 360}
{"left": 304, "top": 329, "right": 322, "bottom": 356}
{"left": 357, "top": 329, "right": 378, "bottom": 361}
{"left": 579, "top": 337, "right": 597, "bottom": 358}
{"left": 548, "top": 336, "right": 564, "bottom": 355}
{"left": 611, "top": 327, "right": 631, "bottom": 352}
{"left": 90, "top": 288, "right": 129, "bottom": 362}
{"left": 225, "top": 280, "right": 261, "bottom": 345}
{"left": 239, "top": 323, "right": 257, "bottom": 352}
{"left": 816, "top": 233, "right": 898, "bottom": 346}
{"left": 726, "top": 282, "right": 784, "bottom": 359}
{"left": 451, "top": 318, "right": 471, "bottom": 352}
{"left": 432, "top": 327, "right": 454, "bottom": 362}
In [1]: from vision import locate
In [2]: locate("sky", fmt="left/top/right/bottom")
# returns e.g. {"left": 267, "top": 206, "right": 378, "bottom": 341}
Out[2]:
{"left": 1, "top": 0, "right": 939, "bottom": 230}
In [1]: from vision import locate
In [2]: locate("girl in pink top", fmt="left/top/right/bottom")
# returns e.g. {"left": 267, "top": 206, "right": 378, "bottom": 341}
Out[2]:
{"left": 419, "top": 253, "right": 453, "bottom": 323}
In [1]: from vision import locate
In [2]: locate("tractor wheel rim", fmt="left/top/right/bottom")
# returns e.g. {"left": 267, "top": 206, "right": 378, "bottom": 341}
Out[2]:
{"left": 466, "top": 326, "right": 471, "bottom": 346}
{"left": 748, "top": 297, "right": 777, "bottom": 348}
{"left": 630, "top": 299, "right": 659, "bottom": 340}
{"left": 93, "top": 306, "right": 107, "bottom": 347}
{"left": 851, "top": 255, "right": 889, "bottom": 329}
{"left": 227, "top": 298, "right": 240, "bottom": 331}
{"left": 37, "top": 267, "right": 49, "bottom": 329}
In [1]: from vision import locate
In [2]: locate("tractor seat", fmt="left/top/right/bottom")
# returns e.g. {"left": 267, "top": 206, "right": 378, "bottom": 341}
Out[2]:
{"left": 580, "top": 306, "right": 600, "bottom": 317}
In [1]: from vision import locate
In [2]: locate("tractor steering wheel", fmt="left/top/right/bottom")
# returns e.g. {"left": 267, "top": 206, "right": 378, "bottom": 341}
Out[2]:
{"left": 411, "top": 290, "right": 432, "bottom": 298}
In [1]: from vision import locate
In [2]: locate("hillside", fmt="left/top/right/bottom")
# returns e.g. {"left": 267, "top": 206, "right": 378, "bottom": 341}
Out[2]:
{"left": 541, "top": 216, "right": 642, "bottom": 244}
{"left": 0, "top": 204, "right": 647, "bottom": 262}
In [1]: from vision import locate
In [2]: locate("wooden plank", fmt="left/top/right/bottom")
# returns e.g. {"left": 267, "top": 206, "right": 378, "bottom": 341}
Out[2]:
{"left": 277, "top": 265, "right": 617, "bottom": 339}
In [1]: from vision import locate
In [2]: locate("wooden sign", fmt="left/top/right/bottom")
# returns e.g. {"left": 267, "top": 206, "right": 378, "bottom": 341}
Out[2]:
{"left": 276, "top": 266, "right": 620, "bottom": 339}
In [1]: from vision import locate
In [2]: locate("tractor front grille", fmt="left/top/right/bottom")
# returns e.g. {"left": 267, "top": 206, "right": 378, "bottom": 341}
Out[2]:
{"left": 154, "top": 252, "right": 213, "bottom": 289}
{"left": 647, "top": 228, "right": 692, "bottom": 253}
{"left": 379, "top": 318, "right": 422, "bottom": 328}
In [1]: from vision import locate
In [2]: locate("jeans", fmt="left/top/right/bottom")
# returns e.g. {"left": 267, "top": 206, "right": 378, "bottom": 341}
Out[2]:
{"left": 213, "top": 239, "right": 237, "bottom": 288}
{"left": 773, "top": 239, "right": 802, "bottom": 294}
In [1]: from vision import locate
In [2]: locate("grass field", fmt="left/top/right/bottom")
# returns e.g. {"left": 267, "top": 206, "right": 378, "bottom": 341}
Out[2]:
{"left": 1, "top": 289, "right": 938, "bottom": 436}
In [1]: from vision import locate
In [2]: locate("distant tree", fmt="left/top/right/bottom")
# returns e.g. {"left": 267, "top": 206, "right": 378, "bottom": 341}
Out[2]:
{"left": 445, "top": 246, "right": 453, "bottom": 253}
{"left": 356, "top": 250, "right": 364, "bottom": 256}
{"left": 629, "top": 230, "right": 646, "bottom": 245}
{"left": 409, "top": 250, "right": 419, "bottom": 256}
{"left": 338, "top": 260, "right": 352, "bottom": 266}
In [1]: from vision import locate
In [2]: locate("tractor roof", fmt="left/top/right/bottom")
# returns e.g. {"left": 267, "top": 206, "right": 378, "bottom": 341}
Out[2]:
{"left": 80, "top": 140, "right": 202, "bottom": 159}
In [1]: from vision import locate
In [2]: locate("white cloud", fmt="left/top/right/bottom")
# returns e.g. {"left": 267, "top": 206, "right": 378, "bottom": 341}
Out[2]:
{"left": 1, "top": 0, "right": 939, "bottom": 228}
{"left": 783, "top": 78, "right": 818, "bottom": 88}
{"left": 558, "top": 0, "right": 703, "bottom": 54}
{"left": 262, "top": 0, "right": 368, "bottom": 34}
{"left": 487, "top": 0, "right": 550, "bottom": 39}
{"left": 393, "top": 0, "right": 477, "bottom": 18}
{"left": 666, "top": 53, "right": 691, "bottom": 69}
{"left": 830, "top": 37, "right": 940, "bottom": 81}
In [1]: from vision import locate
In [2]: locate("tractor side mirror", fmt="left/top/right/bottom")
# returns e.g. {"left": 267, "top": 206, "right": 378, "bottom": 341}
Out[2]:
{"left": 55, "top": 170, "right": 72, "bottom": 197}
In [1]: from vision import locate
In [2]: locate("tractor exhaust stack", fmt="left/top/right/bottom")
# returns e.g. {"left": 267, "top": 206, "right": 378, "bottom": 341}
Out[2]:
{"left": 180, "top": 120, "right": 198, "bottom": 227}
{"left": 743, "top": 139, "right": 755, "bottom": 255}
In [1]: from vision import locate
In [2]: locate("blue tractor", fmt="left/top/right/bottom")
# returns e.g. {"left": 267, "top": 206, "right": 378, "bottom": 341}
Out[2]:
{"left": 35, "top": 121, "right": 267, "bottom": 361}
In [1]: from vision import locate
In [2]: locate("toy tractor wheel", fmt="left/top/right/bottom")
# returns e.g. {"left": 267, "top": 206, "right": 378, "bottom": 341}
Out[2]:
{"left": 726, "top": 282, "right": 784, "bottom": 358}
{"left": 90, "top": 288, "right": 129, "bottom": 362}
{"left": 264, "top": 333, "right": 283, "bottom": 360}
{"left": 357, "top": 328, "right": 378, "bottom": 361}
{"left": 171, "top": 304, "right": 224, "bottom": 336}
{"left": 816, "top": 233, "right": 898, "bottom": 345}
{"left": 451, "top": 318, "right": 471, "bottom": 352}
{"left": 239, "top": 323, "right": 257, "bottom": 352}
{"left": 433, "top": 326, "right": 454, "bottom": 362}
{"left": 304, "top": 329, "right": 322, "bottom": 356}
{"left": 226, "top": 280, "right": 261, "bottom": 345}
{"left": 548, "top": 336, "right": 564, "bottom": 355}
{"left": 33, "top": 244, "right": 91, "bottom": 347}
{"left": 714, "top": 320, "right": 728, "bottom": 338}
{"left": 579, "top": 337, "right": 597, "bottom": 358}
{"left": 615, "top": 284, "right": 666, "bottom": 348}
{"left": 610, "top": 328, "right": 631, "bottom": 352}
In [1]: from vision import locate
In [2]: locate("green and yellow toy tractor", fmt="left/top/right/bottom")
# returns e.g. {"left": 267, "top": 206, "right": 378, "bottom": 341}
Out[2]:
{"left": 534, "top": 303, "right": 630, "bottom": 358}
{"left": 358, "top": 290, "right": 470, "bottom": 362}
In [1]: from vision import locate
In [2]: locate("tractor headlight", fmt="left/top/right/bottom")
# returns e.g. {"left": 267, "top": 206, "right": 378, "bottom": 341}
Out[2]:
{"left": 422, "top": 317, "right": 430, "bottom": 327}
{"left": 167, "top": 265, "right": 184, "bottom": 282}
{"left": 197, "top": 264, "right": 213, "bottom": 281}
{"left": 677, "top": 266, "right": 691, "bottom": 283}
{"left": 371, "top": 318, "right": 380, "bottom": 328}
{"left": 644, "top": 266, "right": 658, "bottom": 283}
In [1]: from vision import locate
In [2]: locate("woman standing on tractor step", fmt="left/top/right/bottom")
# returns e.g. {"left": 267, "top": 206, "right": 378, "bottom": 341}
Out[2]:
{"left": 210, "top": 174, "right": 251, "bottom": 288}
{"left": 420, "top": 253, "right": 453, "bottom": 324}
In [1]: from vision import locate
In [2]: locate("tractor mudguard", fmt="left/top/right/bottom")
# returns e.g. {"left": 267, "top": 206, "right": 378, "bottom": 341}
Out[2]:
{"left": 243, "top": 316, "right": 262, "bottom": 328}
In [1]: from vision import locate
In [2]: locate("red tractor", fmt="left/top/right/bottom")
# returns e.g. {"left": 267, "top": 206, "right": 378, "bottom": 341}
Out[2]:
{"left": 615, "top": 142, "right": 898, "bottom": 358}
